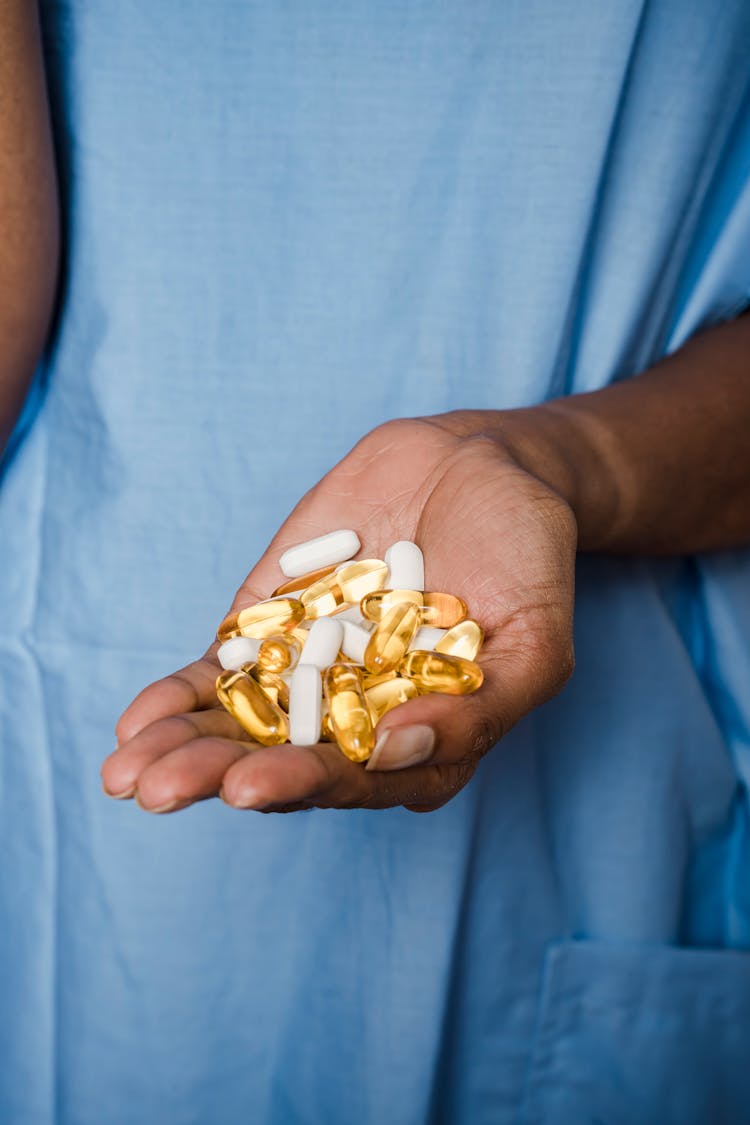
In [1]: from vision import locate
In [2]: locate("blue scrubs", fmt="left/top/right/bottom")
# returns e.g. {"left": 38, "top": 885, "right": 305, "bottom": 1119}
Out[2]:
{"left": 2, "top": 2, "right": 750, "bottom": 1122}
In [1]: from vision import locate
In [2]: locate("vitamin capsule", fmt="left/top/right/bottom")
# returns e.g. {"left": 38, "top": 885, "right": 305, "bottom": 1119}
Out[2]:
{"left": 408, "top": 626, "right": 446, "bottom": 652}
{"left": 435, "top": 619, "right": 484, "bottom": 662}
{"left": 271, "top": 564, "right": 337, "bottom": 597}
{"left": 320, "top": 711, "right": 336, "bottom": 742}
{"left": 245, "top": 664, "right": 291, "bottom": 711}
{"left": 216, "top": 668, "right": 289, "bottom": 745}
{"left": 300, "top": 572, "right": 346, "bottom": 619}
{"left": 340, "top": 620, "right": 371, "bottom": 665}
{"left": 324, "top": 664, "right": 375, "bottom": 762}
{"left": 279, "top": 529, "right": 360, "bottom": 579}
{"left": 364, "top": 602, "right": 421, "bottom": 675}
{"left": 257, "top": 634, "right": 302, "bottom": 675}
{"left": 399, "top": 650, "right": 483, "bottom": 695}
{"left": 217, "top": 597, "right": 305, "bottom": 641}
{"left": 360, "top": 588, "right": 423, "bottom": 622}
{"left": 421, "top": 592, "right": 468, "bottom": 629}
{"left": 365, "top": 676, "right": 418, "bottom": 724}
{"left": 217, "top": 635, "right": 261, "bottom": 671}
{"left": 289, "top": 664, "right": 323, "bottom": 745}
{"left": 384, "top": 541, "right": 424, "bottom": 592}
{"left": 361, "top": 670, "right": 398, "bottom": 691}
{"left": 336, "top": 559, "right": 389, "bottom": 603}
{"left": 299, "top": 616, "right": 344, "bottom": 669}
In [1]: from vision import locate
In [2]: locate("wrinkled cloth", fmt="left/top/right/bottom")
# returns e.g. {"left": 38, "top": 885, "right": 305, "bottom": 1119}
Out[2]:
{"left": 2, "top": 2, "right": 750, "bottom": 1122}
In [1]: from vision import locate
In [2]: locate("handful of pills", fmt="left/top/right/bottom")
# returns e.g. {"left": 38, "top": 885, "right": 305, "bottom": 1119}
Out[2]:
{"left": 214, "top": 531, "right": 484, "bottom": 763}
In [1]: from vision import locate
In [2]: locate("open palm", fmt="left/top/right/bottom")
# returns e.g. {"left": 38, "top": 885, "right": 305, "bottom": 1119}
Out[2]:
{"left": 102, "top": 417, "right": 576, "bottom": 813}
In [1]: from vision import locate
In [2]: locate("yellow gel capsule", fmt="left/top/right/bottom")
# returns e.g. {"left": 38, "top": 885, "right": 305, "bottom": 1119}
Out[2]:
{"left": 336, "top": 559, "right": 388, "bottom": 603}
{"left": 324, "top": 663, "right": 375, "bottom": 762}
{"left": 271, "top": 564, "right": 336, "bottom": 597}
{"left": 359, "top": 588, "right": 423, "bottom": 623}
{"left": 320, "top": 711, "right": 336, "bottom": 742}
{"left": 257, "top": 634, "right": 302, "bottom": 674}
{"left": 399, "top": 650, "right": 483, "bottom": 695}
{"left": 216, "top": 668, "right": 289, "bottom": 745}
{"left": 421, "top": 592, "right": 468, "bottom": 628}
{"left": 435, "top": 619, "right": 484, "bottom": 661}
{"left": 364, "top": 602, "right": 421, "bottom": 675}
{"left": 244, "top": 663, "right": 291, "bottom": 712}
{"left": 217, "top": 597, "right": 305, "bottom": 641}
{"left": 365, "top": 676, "right": 418, "bottom": 724}
{"left": 361, "top": 670, "right": 398, "bottom": 691}
{"left": 300, "top": 573, "right": 345, "bottom": 619}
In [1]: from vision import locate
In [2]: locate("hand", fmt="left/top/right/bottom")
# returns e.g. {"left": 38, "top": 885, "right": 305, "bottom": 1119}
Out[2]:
{"left": 102, "top": 417, "right": 577, "bottom": 814}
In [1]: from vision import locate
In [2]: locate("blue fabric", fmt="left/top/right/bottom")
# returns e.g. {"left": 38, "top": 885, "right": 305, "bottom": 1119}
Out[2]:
{"left": 1, "top": 2, "right": 750, "bottom": 1121}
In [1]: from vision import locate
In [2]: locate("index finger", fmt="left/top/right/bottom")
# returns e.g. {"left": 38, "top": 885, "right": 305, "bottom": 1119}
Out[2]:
{"left": 115, "top": 645, "right": 223, "bottom": 745}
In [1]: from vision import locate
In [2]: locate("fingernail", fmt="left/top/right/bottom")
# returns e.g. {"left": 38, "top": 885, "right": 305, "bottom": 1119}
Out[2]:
{"left": 366, "top": 725, "right": 435, "bottom": 771}
{"left": 221, "top": 786, "right": 267, "bottom": 810}
{"left": 102, "top": 782, "right": 136, "bottom": 800}
{"left": 135, "top": 794, "right": 183, "bottom": 814}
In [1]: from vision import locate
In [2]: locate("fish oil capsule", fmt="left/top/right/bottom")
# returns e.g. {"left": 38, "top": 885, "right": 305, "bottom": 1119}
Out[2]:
{"left": 271, "top": 564, "right": 337, "bottom": 597}
{"left": 257, "top": 634, "right": 302, "bottom": 675}
{"left": 384, "top": 541, "right": 424, "bottom": 592}
{"left": 435, "top": 619, "right": 484, "bottom": 662}
{"left": 216, "top": 668, "right": 289, "bottom": 745}
{"left": 299, "top": 616, "right": 344, "bottom": 669}
{"left": 217, "top": 636, "right": 261, "bottom": 671}
{"left": 364, "top": 602, "right": 421, "bottom": 675}
{"left": 340, "top": 620, "right": 372, "bottom": 665}
{"left": 360, "top": 588, "right": 424, "bottom": 623}
{"left": 279, "top": 529, "right": 361, "bottom": 578}
{"left": 217, "top": 597, "right": 305, "bottom": 641}
{"left": 421, "top": 592, "right": 468, "bottom": 629}
{"left": 408, "top": 626, "right": 446, "bottom": 652}
{"left": 361, "top": 670, "right": 398, "bottom": 690}
{"left": 399, "top": 650, "right": 483, "bottom": 695}
{"left": 365, "top": 676, "right": 418, "bottom": 724}
{"left": 324, "top": 664, "right": 375, "bottom": 762}
{"left": 245, "top": 664, "right": 291, "bottom": 711}
{"left": 300, "top": 572, "right": 346, "bottom": 619}
{"left": 320, "top": 711, "right": 336, "bottom": 742}
{"left": 289, "top": 664, "right": 323, "bottom": 745}
{"left": 336, "top": 559, "right": 389, "bottom": 603}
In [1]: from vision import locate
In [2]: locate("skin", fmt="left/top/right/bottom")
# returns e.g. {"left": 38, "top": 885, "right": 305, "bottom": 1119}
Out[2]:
{"left": 0, "top": 0, "right": 60, "bottom": 455}
{"left": 101, "top": 314, "right": 750, "bottom": 815}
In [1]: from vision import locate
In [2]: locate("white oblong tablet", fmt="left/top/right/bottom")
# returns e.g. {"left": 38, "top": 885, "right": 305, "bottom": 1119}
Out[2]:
{"left": 408, "top": 626, "right": 445, "bottom": 652}
{"left": 384, "top": 541, "right": 425, "bottom": 592}
{"left": 299, "top": 617, "right": 344, "bottom": 670}
{"left": 289, "top": 664, "right": 322, "bottom": 745}
{"left": 334, "top": 606, "right": 367, "bottom": 625}
{"left": 217, "top": 636, "right": 261, "bottom": 670}
{"left": 340, "top": 620, "right": 371, "bottom": 665}
{"left": 279, "top": 530, "right": 361, "bottom": 579}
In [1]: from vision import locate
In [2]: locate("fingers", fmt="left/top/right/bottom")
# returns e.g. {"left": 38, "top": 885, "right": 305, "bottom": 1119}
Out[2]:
{"left": 115, "top": 648, "right": 223, "bottom": 744}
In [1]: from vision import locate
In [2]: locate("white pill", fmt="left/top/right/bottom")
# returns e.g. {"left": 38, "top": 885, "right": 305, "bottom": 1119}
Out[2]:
{"left": 334, "top": 606, "right": 367, "bottom": 625}
{"left": 384, "top": 541, "right": 424, "bottom": 591}
{"left": 279, "top": 530, "right": 361, "bottom": 579}
{"left": 409, "top": 626, "right": 446, "bottom": 652}
{"left": 217, "top": 636, "right": 261, "bottom": 670}
{"left": 299, "top": 617, "right": 344, "bottom": 670}
{"left": 289, "top": 664, "right": 322, "bottom": 745}
{"left": 340, "top": 620, "right": 371, "bottom": 664}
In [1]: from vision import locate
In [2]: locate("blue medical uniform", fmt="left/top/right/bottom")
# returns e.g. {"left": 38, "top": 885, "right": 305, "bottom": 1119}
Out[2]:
{"left": 1, "top": 2, "right": 750, "bottom": 1122}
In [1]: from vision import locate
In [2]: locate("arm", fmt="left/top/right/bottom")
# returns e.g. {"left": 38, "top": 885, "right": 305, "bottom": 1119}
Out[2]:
{"left": 0, "top": 0, "right": 60, "bottom": 456}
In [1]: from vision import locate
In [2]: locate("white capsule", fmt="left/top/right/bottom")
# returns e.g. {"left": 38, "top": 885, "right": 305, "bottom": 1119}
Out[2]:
{"left": 289, "top": 664, "right": 322, "bottom": 745}
{"left": 334, "top": 606, "right": 368, "bottom": 625}
{"left": 340, "top": 620, "right": 371, "bottom": 664}
{"left": 278, "top": 530, "right": 361, "bottom": 579}
{"left": 217, "top": 636, "right": 261, "bottom": 670}
{"left": 299, "top": 617, "right": 345, "bottom": 670}
{"left": 384, "top": 541, "right": 424, "bottom": 592}
{"left": 408, "top": 626, "right": 446, "bottom": 652}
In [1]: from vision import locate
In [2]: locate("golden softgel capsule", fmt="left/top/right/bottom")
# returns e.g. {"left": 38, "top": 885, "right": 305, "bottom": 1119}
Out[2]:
{"left": 335, "top": 559, "right": 388, "bottom": 603}
{"left": 421, "top": 593, "right": 467, "bottom": 628}
{"left": 257, "top": 634, "right": 302, "bottom": 674}
{"left": 216, "top": 668, "right": 290, "bottom": 744}
{"left": 360, "top": 588, "right": 423, "bottom": 623}
{"left": 300, "top": 572, "right": 346, "bottom": 619}
{"left": 244, "top": 664, "right": 291, "bottom": 712}
{"left": 324, "top": 663, "right": 375, "bottom": 762}
{"left": 364, "top": 602, "right": 421, "bottom": 675}
{"left": 271, "top": 564, "right": 336, "bottom": 597}
{"left": 399, "top": 650, "right": 483, "bottom": 695}
{"left": 365, "top": 676, "right": 418, "bottom": 724}
{"left": 217, "top": 597, "right": 305, "bottom": 641}
{"left": 435, "top": 619, "right": 484, "bottom": 661}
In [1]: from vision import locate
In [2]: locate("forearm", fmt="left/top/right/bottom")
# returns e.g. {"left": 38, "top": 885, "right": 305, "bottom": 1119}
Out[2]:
{"left": 434, "top": 312, "right": 750, "bottom": 554}
{"left": 0, "top": 0, "right": 60, "bottom": 455}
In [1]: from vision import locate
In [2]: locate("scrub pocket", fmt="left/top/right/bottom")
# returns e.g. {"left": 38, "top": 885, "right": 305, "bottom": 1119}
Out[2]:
{"left": 519, "top": 940, "right": 750, "bottom": 1125}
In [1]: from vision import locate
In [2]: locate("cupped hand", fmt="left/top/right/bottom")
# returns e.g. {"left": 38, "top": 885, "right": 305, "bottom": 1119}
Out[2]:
{"left": 102, "top": 417, "right": 577, "bottom": 814}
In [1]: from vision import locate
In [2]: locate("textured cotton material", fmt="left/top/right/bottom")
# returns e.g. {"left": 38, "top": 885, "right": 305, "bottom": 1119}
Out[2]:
{"left": 2, "top": 2, "right": 750, "bottom": 1122}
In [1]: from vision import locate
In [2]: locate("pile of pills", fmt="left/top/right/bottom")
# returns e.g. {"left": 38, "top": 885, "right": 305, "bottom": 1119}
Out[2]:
{"left": 214, "top": 530, "right": 484, "bottom": 763}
